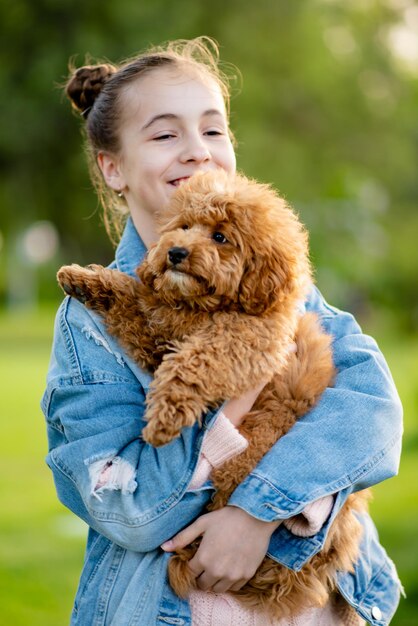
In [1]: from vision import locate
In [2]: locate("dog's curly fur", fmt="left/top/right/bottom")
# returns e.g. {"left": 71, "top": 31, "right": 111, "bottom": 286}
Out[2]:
{"left": 57, "top": 170, "right": 369, "bottom": 620}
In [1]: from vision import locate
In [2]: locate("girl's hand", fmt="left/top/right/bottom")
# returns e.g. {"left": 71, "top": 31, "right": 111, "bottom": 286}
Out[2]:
{"left": 161, "top": 506, "right": 281, "bottom": 593}
{"left": 222, "top": 381, "right": 268, "bottom": 428}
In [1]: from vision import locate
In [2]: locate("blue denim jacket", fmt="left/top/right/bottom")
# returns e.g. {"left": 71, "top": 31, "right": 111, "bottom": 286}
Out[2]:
{"left": 42, "top": 218, "right": 403, "bottom": 625}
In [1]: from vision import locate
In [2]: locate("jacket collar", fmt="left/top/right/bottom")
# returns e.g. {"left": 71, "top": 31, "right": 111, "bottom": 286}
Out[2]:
{"left": 115, "top": 217, "right": 148, "bottom": 277}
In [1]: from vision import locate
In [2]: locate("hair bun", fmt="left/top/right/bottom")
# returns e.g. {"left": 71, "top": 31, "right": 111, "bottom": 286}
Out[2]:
{"left": 66, "top": 64, "right": 116, "bottom": 117}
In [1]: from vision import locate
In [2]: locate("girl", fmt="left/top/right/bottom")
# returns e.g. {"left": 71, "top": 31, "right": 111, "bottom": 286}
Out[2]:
{"left": 42, "top": 37, "right": 403, "bottom": 625}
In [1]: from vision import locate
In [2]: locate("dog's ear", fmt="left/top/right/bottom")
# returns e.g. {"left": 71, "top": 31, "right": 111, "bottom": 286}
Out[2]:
{"left": 136, "top": 253, "right": 155, "bottom": 287}
{"left": 238, "top": 250, "right": 294, "bottom": 315}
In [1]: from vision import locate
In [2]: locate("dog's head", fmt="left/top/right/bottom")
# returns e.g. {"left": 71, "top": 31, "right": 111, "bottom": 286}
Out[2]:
{"left": 137, "top": 170, "right": 311, "bottom": 314}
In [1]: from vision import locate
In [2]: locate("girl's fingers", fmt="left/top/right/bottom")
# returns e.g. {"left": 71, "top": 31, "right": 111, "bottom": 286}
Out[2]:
{"left": 195, "top": 571, "right": 220, "bottom": 592}
{"left": 229, "top": 579, "right": 248, "bottom": 592}
{"left": 187, "top": 558, "right": 204, "bottom": 579}
{"left": 199, "top": 575, "right": 248, "bottom": 593}
{"left": 161, "top": 516, "right": 206, "bottom": 551}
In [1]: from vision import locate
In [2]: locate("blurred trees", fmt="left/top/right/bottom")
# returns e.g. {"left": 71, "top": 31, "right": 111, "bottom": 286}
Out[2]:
{"left": 1, "top": 0, "right": 417, "bottom": 332}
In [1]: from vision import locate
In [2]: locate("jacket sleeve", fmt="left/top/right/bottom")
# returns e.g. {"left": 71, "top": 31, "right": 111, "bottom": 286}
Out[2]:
{"left": 42, "top": 298, "right": 218, "bottom": 553}
{"left": 228, "top": 285, "right": 403, "bottom": 525}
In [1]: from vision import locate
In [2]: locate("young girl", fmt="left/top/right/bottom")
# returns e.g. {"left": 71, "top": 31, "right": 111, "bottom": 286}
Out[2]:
{"left": 42, "top": 37, "right": 403, "bottom": 625}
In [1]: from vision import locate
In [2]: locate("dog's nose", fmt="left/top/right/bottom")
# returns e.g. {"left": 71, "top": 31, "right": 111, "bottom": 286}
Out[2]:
{"left": 168, "top": 247, "right": 189, "bottom": 265}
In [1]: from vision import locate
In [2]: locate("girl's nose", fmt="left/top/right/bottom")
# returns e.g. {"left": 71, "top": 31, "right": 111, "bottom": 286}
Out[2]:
{"left": 180, "top": 134, "right": 211, "bottom": 164}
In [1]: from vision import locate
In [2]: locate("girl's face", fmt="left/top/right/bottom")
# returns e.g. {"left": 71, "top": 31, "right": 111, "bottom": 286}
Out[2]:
{"left": 98, "top": 67, "right": 236, "bottom": 237}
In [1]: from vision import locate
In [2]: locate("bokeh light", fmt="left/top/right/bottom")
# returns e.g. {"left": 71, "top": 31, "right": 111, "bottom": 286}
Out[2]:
{"left": 21, "top": 221, "right": 59, "bottom": 265}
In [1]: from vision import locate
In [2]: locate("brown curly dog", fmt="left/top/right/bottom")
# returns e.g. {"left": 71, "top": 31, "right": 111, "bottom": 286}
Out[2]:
{"left": 57, "top": 170, "right": 369, "bottom": 621}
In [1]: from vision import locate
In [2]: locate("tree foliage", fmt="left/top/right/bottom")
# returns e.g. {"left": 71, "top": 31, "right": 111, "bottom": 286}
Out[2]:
{"left": 1, "top": 0, "right": 417, "bottom": 331}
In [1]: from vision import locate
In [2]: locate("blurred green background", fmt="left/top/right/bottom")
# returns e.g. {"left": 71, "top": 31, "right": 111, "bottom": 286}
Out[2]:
{"left": 1, "top": 0, "right": 417, "bottom": 624}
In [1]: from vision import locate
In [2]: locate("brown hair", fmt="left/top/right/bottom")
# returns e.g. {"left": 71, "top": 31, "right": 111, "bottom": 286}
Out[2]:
{"left": 65, "top": 37, "right": 239, "bottom": 244}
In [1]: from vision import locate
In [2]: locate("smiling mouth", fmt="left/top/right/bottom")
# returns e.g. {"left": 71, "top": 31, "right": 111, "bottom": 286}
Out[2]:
{"left": 168, "top": 177, "right": 190, "bottom": 187}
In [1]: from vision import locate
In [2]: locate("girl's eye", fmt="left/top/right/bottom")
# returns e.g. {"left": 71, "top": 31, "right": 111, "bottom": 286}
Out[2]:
{"left": 205, "top": 130, "right": 223, "bottom": 136}
{"left": 212, "top": 231, "right": 228, "bottom": 244}
{"left": 153, "top": 133, "right": 175, "bottom": 141}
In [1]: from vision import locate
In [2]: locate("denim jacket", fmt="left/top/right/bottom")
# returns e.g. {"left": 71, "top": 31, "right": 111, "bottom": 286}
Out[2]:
{"left": 42, "top": 218, "right": 403, "bottom": 625}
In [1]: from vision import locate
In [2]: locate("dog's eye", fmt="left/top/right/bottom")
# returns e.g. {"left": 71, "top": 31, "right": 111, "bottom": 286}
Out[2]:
{"left": 181, "top": 225, "right": 189, "bottom": 230}
{"left": 212, "top": 231, "right": 228, "bottom": 244}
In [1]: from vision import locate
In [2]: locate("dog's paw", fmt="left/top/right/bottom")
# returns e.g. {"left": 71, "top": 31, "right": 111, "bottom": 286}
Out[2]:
{"left": 57, "top": 265, "right": 95, "bottom": 302}
{"left": 57, "top": 264, "right": 115, "bottom": 311}
{"left": 142, "top": 394, "right": 201, "bottom": 447}
{"left": 142, "top": 421, "right": 180, "bottom": 447}
{"left": 142, "top": 404, "right": 184, "bottom": 446}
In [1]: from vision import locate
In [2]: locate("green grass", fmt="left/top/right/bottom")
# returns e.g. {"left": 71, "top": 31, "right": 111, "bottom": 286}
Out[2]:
{"left": 0, "top": 305, "right": 86, "bottom": 626}
{"left": 0, "top": 306, "right": 417, "bottom": 625}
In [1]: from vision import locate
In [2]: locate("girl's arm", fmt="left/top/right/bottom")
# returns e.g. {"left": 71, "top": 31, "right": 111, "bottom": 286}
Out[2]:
{"left": 42, "top": 297, "right": 226, "bottom": 553}
{"left": 227, "top": 285, "right": 403, "bottom": 526}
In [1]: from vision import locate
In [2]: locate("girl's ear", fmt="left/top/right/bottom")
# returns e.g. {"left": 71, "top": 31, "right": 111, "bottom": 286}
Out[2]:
{"left": 97, "top": 151, "right": 126, "bottom": 192}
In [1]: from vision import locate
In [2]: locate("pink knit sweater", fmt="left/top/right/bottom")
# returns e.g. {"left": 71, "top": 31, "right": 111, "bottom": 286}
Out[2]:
{"left": 187, "top": 412, "right": 363, "bottom": 626}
